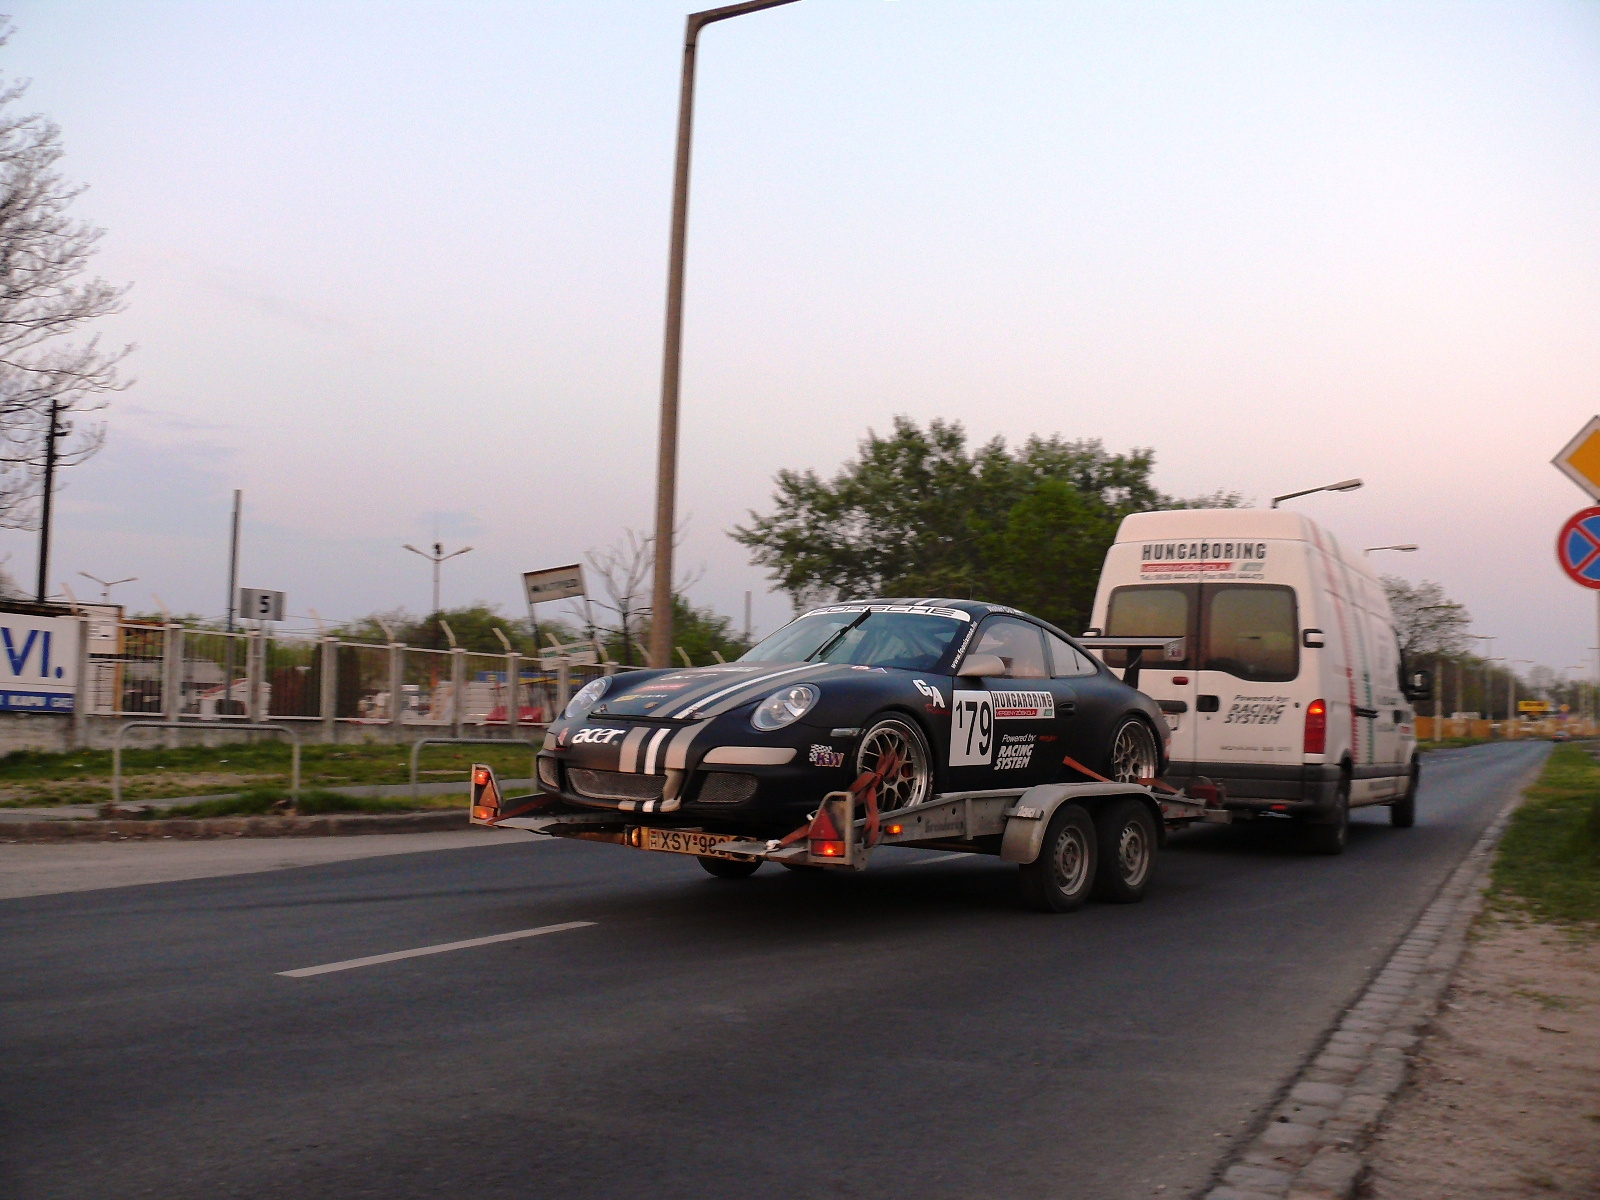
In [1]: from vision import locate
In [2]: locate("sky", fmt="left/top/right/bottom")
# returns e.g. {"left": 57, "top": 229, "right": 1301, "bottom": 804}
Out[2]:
{"left": 1, "top": 0, "right": 1597, "bottom": 675}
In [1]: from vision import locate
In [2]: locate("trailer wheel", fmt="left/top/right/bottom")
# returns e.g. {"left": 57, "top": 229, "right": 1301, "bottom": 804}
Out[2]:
{"left": 1389, "top": 758, "right": 1419, "bottom": 828}
{"left": 1092, "top": 798, "right": 1158, "bottom": 903}
{"left": 1018, "top": 804, "right": 1097, "bottom": 912}
{"left": 698, "top": 856, "right": 762, "bottom": 880}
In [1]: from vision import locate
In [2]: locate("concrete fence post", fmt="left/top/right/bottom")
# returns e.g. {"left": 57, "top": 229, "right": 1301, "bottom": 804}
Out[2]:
{"left": 320, "top": 637, "right": 338, "bottom": 739}
{"left": 450, "top": 647, "right": 466, "bottom": 739}
{"left": 602, "top": 660, "right": 617, "bottom": 678}
{"left": 506, "top": 652, "right": 521, "bottom": 735}
{"left": 556, "top": 656, "right": 572, "bottom": 715}
{"left": 71, "top": 616, "right": 89, "bottom": 749}
{"left": 162, "top": 623, "right": 183, "bottom": 724}
{"left": 389, "top": 643, "right": 406, "bottom": 730}
{"left": 246, "top": 630, "right": 263, "bottom": 723}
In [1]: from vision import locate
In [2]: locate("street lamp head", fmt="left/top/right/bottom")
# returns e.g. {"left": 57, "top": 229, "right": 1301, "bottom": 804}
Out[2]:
{"left": 1328, "top": 478, "right": 1364, "bottom": 492}
{"left": 1271, "top": 478, "right": 1365, "bottom": 508}
{"left": 1364, "top": 544, "right": 1418, "bottom": 555}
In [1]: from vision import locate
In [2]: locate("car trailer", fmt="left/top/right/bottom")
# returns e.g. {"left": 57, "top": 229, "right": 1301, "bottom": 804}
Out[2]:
{"left": 467, "top": 753, "right": 1232, "bottom": 913}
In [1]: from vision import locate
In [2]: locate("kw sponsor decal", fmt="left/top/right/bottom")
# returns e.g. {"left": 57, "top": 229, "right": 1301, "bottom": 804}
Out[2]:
{"left": 1223, "top": 695, "right": 1291, "bottom": 726}
{"left": 913, "top": 679, "right": 945, "bottom": 708}
{"left": 992, "top": 690, "right": 1054, "bottom": 720}
{"left": 994, "top": 733, "right": 1035, "bottom": 771}
{"left": 571, "top": 727, "right": 626, "bottom": 745}
{"left": 808, "top": 744, "right": 845, "bottom": 768}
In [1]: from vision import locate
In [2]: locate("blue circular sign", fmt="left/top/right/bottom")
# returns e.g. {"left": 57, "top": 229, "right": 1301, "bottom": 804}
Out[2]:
{"left": 1558, "top": 507, "right": 1600, "bottom": 589}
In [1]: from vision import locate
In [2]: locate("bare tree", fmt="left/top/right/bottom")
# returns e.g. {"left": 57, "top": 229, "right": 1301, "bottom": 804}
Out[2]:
{"left": 1382, "top": 576, "right": 1471, "bottom": 659}
{"left": 0, "top": 19, "right": 132, "bottom": 539}
{"left": 580, "top": 526, "right": 704, "bottom": 666}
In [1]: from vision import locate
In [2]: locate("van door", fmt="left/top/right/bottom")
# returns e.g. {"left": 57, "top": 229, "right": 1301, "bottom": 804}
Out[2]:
{"left": 1102, "top": 583, "right": 1199, "bottom": 776}
{"left": 1193, "top": 584, "right": 1303, "bottom": 779}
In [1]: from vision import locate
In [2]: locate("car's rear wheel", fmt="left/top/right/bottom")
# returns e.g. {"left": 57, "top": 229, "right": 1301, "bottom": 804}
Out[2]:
{"left": 697, "top": 856, "right": 761, "bottom": 880}
{"left": 1107, "top": 717, "right": 1160, "bottom": 783}
{"left": 856, "top": 715, "right": 933, "bottom": 812}
{"left": 1018, "top": 804, "right": 1097, "bottom": 912}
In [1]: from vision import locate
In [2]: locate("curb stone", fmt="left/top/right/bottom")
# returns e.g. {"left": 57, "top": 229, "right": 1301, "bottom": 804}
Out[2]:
{"left": 0, "top": 809, "right": 470, "bottom": 842}
{"left": 1201, "top": 769, "right": 1536, "bottom": 1200}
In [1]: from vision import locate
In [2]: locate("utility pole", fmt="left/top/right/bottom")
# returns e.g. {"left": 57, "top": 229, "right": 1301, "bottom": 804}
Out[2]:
{"left": 34, "top": 396, "right": 65, "bottom": 603}
{"left": 226, "top": 490, "right": 241, "bottom": 632}
{"left": 649, "top": 0, "right": 803, "bottom": 668}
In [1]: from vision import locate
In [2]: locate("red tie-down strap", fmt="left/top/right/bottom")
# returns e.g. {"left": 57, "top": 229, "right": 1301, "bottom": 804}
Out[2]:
{"left": 776, "top": 747, "right": 903, "bottom": 849}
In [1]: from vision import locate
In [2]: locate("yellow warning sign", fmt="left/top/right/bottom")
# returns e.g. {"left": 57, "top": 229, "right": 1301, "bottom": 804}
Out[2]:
{"left": 1554, "top": 417, "right": 1600, "bottom": 501}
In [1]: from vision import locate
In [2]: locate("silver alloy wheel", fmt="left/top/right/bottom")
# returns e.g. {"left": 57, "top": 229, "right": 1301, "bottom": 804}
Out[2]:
{"left": 1050, "top": 823, "right": 1092, "bottom": 895}
{"left": 1109, "top": 719, "right": 1159, "bottom": 783}
{"left": 856, "top": 718, "right": 931, "bottom": 811}
{"left": 1116, "top": 819, "right": 1151, "bottom": 888}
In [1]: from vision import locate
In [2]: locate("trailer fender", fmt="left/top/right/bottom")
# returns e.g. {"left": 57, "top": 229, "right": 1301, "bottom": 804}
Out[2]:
{"left": 1000, "top": 783, "right": 1160, "bottom": 864}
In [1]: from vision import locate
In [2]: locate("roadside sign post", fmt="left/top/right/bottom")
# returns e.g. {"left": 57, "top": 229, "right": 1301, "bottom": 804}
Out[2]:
{"left": 522, "top": 564, "right": 590, "bottom": 656}
{"left": 1553, "top": 419, "right": 1600, "bottom": 725}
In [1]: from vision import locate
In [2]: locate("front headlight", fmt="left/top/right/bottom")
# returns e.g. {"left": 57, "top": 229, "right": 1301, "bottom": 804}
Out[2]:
{"left": 564, "top": 676, "right": 611, "bottom": 720}
{"left": 751, "top": 684, "right": 819, "bottom": 731}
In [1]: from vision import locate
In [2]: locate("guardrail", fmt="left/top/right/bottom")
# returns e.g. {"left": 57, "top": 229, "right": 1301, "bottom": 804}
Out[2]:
{"left": 112, "top": 720, "right": 302, "bottom": 806}
{"left": 408, "top": 735, "right": 543, "bottom": 802}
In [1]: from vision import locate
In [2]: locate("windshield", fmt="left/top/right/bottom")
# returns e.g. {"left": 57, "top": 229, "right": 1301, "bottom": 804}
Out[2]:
{"left": 741, "top": 607, "right": 967, "bottom": 672}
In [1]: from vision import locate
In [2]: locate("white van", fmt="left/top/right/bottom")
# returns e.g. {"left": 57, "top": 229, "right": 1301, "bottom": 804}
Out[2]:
{"left": 1086, "top": 509, "right": 1430, "bottom": 854}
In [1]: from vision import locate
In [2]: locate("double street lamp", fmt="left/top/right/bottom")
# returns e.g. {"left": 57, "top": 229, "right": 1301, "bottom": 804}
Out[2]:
{"left": 403, "top": 542, "right": 472, "bottom": 616}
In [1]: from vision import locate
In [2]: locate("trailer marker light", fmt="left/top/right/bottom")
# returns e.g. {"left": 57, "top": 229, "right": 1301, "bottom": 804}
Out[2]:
{"left": 812, "top": 841, "right": 846, "bottom": 857}
{"left": 808, "top": 808, "right": 846, "bottom": 858}
{"left": 471, "top": 806, "right": 497, "bottom": 822}
{"left": 473, "top": 769, "right": 491, "bottom": 786}
{"left": 885, "top": 823, "right": 903, "bottom": 836}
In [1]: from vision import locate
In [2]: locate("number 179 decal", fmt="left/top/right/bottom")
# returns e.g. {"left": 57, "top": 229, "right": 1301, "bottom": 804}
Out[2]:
{"left": 950, "top": 690, "right": 994, "bottom": 766}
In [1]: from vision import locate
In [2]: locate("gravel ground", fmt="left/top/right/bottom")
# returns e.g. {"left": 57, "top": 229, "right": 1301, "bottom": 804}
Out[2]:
{"left": 1362, "top": 919, "right": 1600, "bottom": 1199}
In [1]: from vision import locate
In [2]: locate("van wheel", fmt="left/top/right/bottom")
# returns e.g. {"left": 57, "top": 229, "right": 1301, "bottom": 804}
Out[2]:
{"left": 1390, "top": 758, "right": 1419, "bottom": 828}
{"left": 1092, "top": 798, "right": 1158, "bottom": 903}
{"left": 1303, "top": 778, "right": 1350, "bottom": 856}
{"left": 698, "top": 856, "right": 761, "bottom": 880}
{"left": 1018, "top": 804, "right": 1097, "bottom": 912}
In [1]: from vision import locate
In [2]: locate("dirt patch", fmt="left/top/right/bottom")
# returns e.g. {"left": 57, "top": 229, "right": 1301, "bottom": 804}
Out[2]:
{"left": 1362, "top": 919, "right": 1600, "bottom": 1199}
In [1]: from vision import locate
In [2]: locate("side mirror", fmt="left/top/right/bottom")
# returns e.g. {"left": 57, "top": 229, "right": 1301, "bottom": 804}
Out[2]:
{"left": 957, "top": 653, "right": 1007, "bottom": 679}
{"left": 1302, "top": 628, "right": 1325, "bottom": 649}
{"left": 1404, "top": 669, "right": 1433, "bottom": 702}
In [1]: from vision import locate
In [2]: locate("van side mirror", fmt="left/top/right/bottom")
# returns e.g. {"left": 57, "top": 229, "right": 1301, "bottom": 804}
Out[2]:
{"left": 1302, "top": 629, "right": 1325, "bottom": 649}
{"left": 957, "top": 653, "right": 1007, "bottom": 679}
{"left": 1404, "top": 669, "right": 1433, "bottom": 702}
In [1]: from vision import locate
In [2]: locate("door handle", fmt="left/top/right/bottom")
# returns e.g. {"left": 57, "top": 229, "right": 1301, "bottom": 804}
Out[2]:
{"left": 1062, "top": 700, "right": 1076, "bottom": 716}
{"left": 1197, "top": 695, "right": 1220, "bottom": 713}
{"left": 1393, "top": 710, "right": 1403, "bottom": 724}
{"left": 1158, "top": 699, "right": 1188, "bottom": 714}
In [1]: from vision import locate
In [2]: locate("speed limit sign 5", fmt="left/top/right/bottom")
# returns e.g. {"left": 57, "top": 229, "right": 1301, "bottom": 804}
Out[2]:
{"left": 239, "top": 588, "right": 285, "bottom": 622}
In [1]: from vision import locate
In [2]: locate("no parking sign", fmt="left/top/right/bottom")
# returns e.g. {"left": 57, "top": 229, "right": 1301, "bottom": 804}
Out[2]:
{"left": 1556, "top": 507, "right": 1600, "bottom": 589}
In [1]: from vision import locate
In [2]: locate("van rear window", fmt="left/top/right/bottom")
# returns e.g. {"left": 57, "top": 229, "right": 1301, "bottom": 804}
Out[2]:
{"left": 1203, "top": 585, "right": 1298, "bottom": 682}
{"left": 1105, "top": 586, "right": 1193, "bottom": 670}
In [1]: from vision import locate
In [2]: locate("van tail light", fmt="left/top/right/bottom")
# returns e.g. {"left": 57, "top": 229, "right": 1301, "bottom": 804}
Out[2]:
{"left": 808, "top": 808, "right": 847, "bottom": 858}
{"left": 1304, "top": 700, "right": 1327, "bottom": 755}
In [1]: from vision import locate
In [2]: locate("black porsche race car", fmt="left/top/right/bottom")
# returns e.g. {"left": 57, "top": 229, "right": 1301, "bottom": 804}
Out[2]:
{"left": 537, "top": 599, "right": 1168, "bottom": 839}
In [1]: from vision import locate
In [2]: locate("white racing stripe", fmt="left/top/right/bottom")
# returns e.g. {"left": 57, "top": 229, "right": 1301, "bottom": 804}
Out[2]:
{"left": 277, "top": 921, "right": 594, "bottom": 978}
{"left": 642, "top": 727, "right": 671, "bottom": 775}
{"left": 666, "top": 663, "right": 825, "bottom": 719}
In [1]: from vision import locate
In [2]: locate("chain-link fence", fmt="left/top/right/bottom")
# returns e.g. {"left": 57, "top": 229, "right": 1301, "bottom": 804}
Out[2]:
{"left": 335, "top": 641, "right": 393, "bottom": 721}
{"left": 266, "top": 637, "right": 321, "bottom": 719}
{"left": 84, "top": 622, "right": 168, "bottom": 716}
{"left": 179, "top": 629, "right": 250, "bottom": 718}
{"left": 402, "top": 646, "right": 453, "bottom": 725}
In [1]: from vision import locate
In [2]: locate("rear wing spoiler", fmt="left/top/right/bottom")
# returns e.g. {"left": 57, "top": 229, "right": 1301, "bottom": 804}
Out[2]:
{"left": 1074, "top": 636, "right": 1185, "bottom": 689}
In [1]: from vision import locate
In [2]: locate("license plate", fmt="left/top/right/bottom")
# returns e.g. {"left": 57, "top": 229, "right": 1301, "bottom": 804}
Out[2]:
{"left": 642, "top": 828, "right": 741, "bottom": 859}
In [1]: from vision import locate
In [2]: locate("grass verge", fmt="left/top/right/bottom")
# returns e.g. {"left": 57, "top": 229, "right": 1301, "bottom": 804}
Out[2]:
{"left": 121, "top": 787, "right": 448, "bottom": 820}
{"left": 0, "top": 740, "right": 541, "bottom": 806}
{"left": 1488, "top": 744, "right": 1600, "bottom": 930}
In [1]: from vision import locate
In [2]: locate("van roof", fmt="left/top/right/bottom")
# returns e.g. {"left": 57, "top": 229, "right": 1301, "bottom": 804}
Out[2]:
{"left": 1113, "top": 509, "right": 1382, "bottom": 586}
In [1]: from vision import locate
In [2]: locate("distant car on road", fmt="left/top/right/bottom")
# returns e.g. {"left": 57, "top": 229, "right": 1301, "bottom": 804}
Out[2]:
{"left": 535, "top": 599, "right": 1169, "bottom": 860}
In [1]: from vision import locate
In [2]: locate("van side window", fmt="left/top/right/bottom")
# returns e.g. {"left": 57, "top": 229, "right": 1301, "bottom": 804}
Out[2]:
{"left": 1202, "top": 585, "right": 1299, "bottom": 683}
{"left": 1046, "top": 632, "right": 1099, "bottom": 678}
{"left": 1104, "top": 585, "right": 1193, "bottom": 670}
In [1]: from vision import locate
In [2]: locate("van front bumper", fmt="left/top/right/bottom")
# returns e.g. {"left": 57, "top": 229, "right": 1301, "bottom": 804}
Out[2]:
{"left": 1165, "top": 761, "right": 1341, "bottom": 817}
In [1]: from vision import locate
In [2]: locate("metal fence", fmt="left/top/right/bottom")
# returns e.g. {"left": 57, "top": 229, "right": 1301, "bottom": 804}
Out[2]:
{"left": 81, "top": 622, "right": 618, "bottom": 732}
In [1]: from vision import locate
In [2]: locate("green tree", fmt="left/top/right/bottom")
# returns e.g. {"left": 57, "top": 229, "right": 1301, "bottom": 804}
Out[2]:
{"left": 639, "top": 596, "right": 753, "bottom": 667}
{"left": 731, "top": 416, "right": 1237, "bottom": 621}
{"left": 1380, "top": 577, "right": 1471, "bottom": 659}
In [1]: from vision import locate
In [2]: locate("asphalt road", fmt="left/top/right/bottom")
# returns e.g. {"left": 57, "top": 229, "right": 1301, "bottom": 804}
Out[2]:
{"left": 1, "top": 740, "right": 1547, "bottom": 1200}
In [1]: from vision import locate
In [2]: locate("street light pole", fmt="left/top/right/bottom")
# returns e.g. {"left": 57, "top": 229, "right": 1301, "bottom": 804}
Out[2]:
{"left": 1468, "top": 634, "right": 1494, "bottom": 725}
{"left": 403, "top": 542, "right": 473, "bottom": 616}
{"left": 1509, "top": 658, "right": 1533, "bottom": 735}
{"left": 649, "top": 0, "right": 802, "bottom": 669}
{"left": 1419, "top": 601, "right": 1463, "bottom": 745}
{"left": 78, "top": 572, "right": 137, "bottom": 604}
{"left": 1270, "top": 478, "right": 1363, "bottom": 508}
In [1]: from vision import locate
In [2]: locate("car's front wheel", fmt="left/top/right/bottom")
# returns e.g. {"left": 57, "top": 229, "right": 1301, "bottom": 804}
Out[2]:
{"left": 856, "top": 714, "right": 934, "bottom": 812}
{"left": 697, "top": 856, "right": 761, "bottom": 880}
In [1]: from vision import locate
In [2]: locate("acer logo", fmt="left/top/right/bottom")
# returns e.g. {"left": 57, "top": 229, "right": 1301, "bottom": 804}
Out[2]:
{"left": 571, "top": 727, "right": 625, "bottom": 745}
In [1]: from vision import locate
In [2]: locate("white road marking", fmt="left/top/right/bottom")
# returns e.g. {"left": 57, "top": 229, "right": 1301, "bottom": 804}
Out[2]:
{"left": 899, "top": 852, "right": 976, "bottom": 867}
{"left": 278, "top": 920, "right": 594, "bottom": 978}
